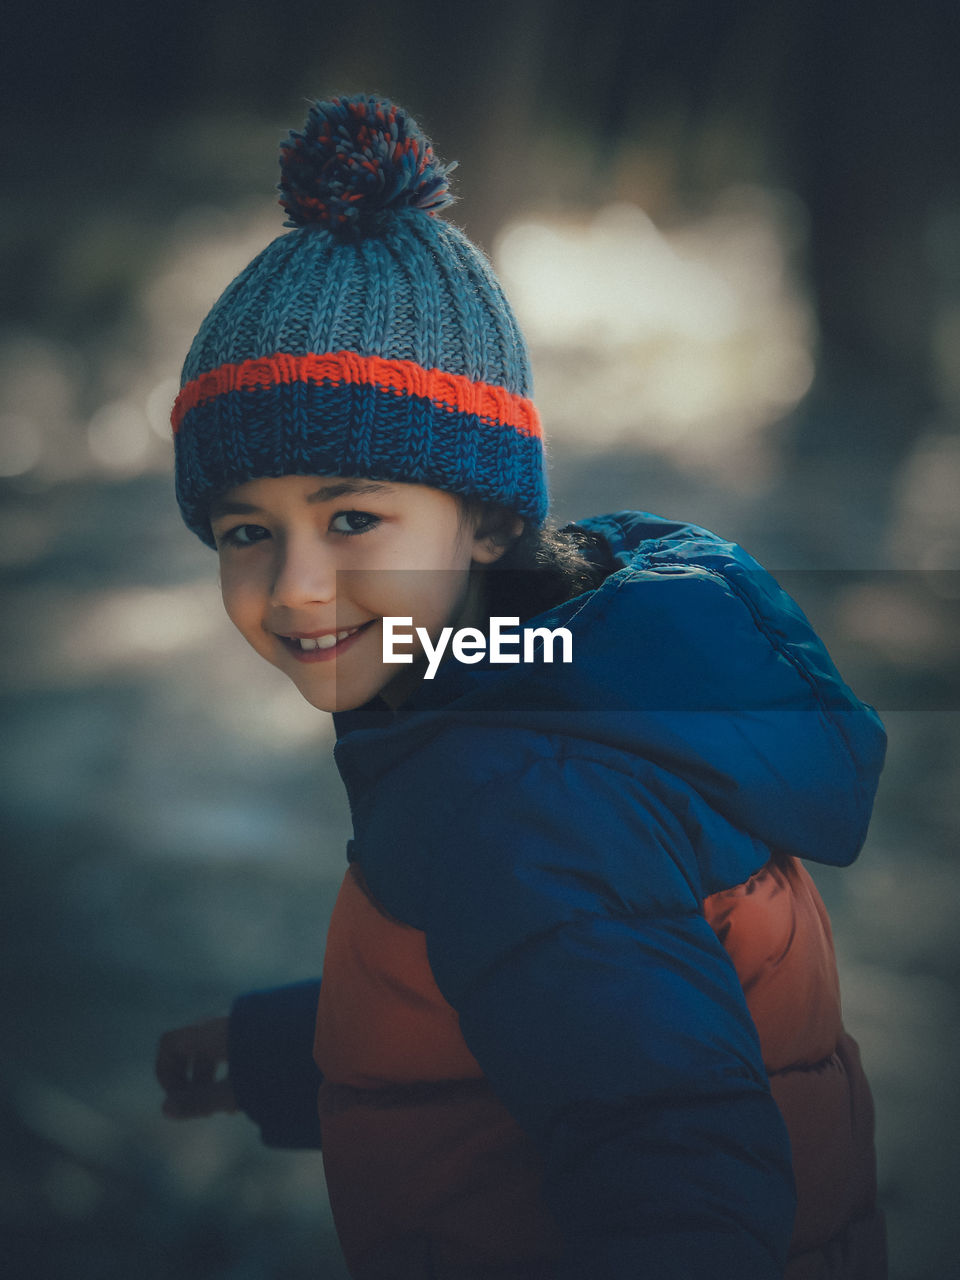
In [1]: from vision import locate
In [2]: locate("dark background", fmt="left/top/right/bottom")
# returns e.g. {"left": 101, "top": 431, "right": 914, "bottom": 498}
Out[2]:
{"left": 2, "top": 3, "right": 959, "bottom": 1277}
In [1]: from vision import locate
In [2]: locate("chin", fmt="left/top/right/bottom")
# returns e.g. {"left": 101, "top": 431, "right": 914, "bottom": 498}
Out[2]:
{"left": 293, "top": 679, "right": 383, "bottom": 715}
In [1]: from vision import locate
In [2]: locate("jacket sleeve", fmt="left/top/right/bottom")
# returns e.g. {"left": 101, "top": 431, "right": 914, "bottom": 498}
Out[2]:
{"left": 228, "top": 978, "right": 324, "bottom": 1149}
{"left": 415, "top": 752, "right": 797, "bottom": 1280}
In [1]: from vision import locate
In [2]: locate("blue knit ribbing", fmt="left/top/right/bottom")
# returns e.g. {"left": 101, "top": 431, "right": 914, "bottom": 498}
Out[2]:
{"left": 176, "top": 381, "right": 548, "bottom": 546}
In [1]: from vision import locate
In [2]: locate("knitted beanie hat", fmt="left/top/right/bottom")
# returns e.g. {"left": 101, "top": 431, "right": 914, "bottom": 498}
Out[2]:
{"left": 171, "top": 94, "right": 547, "bottom": 546}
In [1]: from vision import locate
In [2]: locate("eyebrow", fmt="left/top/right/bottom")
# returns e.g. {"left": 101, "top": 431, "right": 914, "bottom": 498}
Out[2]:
{"left": 209, "top": 479, "right": 395, "bottom": 519}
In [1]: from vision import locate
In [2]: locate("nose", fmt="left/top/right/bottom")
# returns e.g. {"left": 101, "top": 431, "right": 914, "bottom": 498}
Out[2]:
{"left": 269, "top": 532, "right": 336, "bottom": 609}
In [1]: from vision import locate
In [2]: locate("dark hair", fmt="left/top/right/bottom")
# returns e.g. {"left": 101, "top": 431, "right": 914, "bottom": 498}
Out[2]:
{"left": 459, "top": 499, "right": 618, "bottom": 624}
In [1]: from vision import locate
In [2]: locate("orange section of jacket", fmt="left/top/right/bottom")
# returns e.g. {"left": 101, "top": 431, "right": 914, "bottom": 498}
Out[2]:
{"left": 702, "top": 853, "right": 843, "bottom": 1071}
{"left": 315, "top": 864, "right": 483, "bottom": 1087}
{"left": 314, "top": 853, "right": 875, "bottom": 1275}
{"left": 314, "top": 866, "right": 559, "bottom": 1273}
{"left": 317, "top": 854, "right": 843, "bottom": 1089}
{"left": 704, "top": 853, "right": 879, "bottom": 1261}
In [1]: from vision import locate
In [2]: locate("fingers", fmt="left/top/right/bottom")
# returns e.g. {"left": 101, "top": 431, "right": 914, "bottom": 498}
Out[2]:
{"left": 162, "top": 1075, "right": 238, "bottom": 1119}
{"left": 155, "top": 1017, "right": 237, "bottom": 1119}
{"left": 155, "top": 1024, "right": 196, "bottom": 1094}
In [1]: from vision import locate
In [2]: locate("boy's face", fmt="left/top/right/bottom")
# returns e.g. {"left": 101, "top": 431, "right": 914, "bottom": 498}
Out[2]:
{"left": 210, "top": 474, "right": 516, "bottom": 713}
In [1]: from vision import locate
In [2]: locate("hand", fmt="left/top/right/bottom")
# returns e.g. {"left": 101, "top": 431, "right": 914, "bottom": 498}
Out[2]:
{"left": 155, "top": 1017, "right": 238, "bottom": 1119}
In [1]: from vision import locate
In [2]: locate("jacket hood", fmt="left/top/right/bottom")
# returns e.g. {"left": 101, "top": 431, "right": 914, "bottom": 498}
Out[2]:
{"left": 334, "top": 511, "right": 887, "bottom": 868}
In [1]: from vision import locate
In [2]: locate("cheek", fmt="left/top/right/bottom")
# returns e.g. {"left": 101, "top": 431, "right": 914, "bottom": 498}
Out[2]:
{"left": 218, "top": 562, "right": 263, "bottom": 634}
{"left": 342, "top": 560, "right": 460, "bottom": 618}
{"left": 381, "top": 568, "right": 470, "bottom": 625}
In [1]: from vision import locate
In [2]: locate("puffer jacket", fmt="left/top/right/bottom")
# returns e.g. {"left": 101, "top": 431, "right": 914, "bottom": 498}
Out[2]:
{"left": 229, "top": 511, "right": 887, "bottom": 1280}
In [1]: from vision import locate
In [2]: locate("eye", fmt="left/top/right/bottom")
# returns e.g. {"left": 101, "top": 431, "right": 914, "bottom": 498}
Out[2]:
{"left": 330, "top": 510, "right": 381, "bottom": 536}
{"left": 220, "top": 523, "right": 270, "bottom": 547}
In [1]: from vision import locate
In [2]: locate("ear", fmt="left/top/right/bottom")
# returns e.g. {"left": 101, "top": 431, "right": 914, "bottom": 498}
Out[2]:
{"left": 471, "top": 512, "right": 525, "bottom": 565}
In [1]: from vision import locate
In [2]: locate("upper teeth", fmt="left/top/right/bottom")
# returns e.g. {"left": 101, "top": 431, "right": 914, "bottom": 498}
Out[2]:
{"left": 297, "top": 627, "right": 360, "bottom": 651}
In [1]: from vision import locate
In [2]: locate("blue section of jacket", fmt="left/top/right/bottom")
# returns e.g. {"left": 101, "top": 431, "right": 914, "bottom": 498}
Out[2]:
{"left": 228, "top": 511, "right": 887, "bottom": 1277}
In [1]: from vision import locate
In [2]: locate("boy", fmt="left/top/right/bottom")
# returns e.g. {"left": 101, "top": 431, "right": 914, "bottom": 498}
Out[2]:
{"left": 157, "top": 94, "right": 886, "bottom": 1279}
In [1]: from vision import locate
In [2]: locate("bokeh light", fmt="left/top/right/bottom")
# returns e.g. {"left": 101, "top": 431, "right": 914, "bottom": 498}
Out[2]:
{"left": 495, "top": 186, "right": 815, "bottom": 463}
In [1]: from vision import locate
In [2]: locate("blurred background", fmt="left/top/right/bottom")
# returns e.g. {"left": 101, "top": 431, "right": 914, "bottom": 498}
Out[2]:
{"left": 2, "top": 2, "right": 959, "bottom": 1277}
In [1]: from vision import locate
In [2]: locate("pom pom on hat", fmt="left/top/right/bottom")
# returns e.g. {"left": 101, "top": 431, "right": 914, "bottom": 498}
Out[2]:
{"left": 278, "top": 94, "right": 458, "bottom": 236}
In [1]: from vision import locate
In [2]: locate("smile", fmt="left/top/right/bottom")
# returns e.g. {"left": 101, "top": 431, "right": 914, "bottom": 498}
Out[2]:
{"left": 297, "top": 627, "right": 362, "bottom": 651}
{"left": 278, "top": 619, "right": 377, "bottom": 662}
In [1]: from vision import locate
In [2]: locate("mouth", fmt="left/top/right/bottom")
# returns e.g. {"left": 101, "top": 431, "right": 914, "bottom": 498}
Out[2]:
{"left": 277, "top": 619, "right": 378, "bottom": 663}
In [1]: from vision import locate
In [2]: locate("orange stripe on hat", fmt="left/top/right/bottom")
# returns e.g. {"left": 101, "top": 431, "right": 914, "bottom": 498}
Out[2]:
{"left": 171, "top": 350, "right": 542, "bottom": 441}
